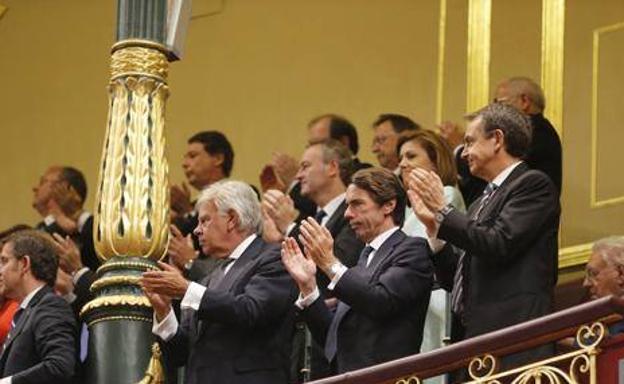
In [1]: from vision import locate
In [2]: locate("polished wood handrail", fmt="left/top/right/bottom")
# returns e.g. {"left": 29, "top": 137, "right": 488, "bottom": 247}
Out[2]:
{"left": 310, "top": 295, "right": 624, "bottom": 384}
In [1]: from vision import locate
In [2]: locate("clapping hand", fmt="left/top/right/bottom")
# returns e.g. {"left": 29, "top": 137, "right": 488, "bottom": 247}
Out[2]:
{"left": 52, "top": 233, "right": 83, "bottom": 274}
{"left": 262, "top": 189, "right": 299, "bottom": 234}
{"left": 170, "top": 182, "right": 193, "bottom": 217}
{"left": 167, "top": 225, "right": 197, "bottom": 270}
{"left": 141, "top": 261, "right": 190, "bottom": 299}
{"left": 298, "top": 218, "right": 337, "bottom": 275}
{"left": 281, "top": 237, "right": 317, "bottom": 296}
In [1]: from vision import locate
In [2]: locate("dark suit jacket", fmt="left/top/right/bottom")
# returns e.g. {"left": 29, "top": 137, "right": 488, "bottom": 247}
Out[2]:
{"left": 37, "top": 215, "right": 101, "bottom": 272}
{"left": 290, "top": 201, "right": 365, "bottom": 297}
{"left": 302, "top": 231, "right": 433, "bottom": 373}
{"left": 160, "top": 237, "right": 297, "bottom": 384}
{"left": 435, "top": 162, "right": 560, "bottom": 341}
{"left": 70, "top": 269, "right": 96, "bottom": 320}
{"left": 0, "top": 285, "right": 77, "bottom": 384}
{"left": 456, "top": 113, "right": 562, "bottom": 205}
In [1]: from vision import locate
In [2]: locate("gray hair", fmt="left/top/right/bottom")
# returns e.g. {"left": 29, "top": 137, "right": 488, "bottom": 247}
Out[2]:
{"left": 504, "top": 76, "right": 546, "bottom": 112}
{"left": 196, "top": 180, "right": 262, "bottom": 235}
{"left": 593, "top": 236, "right": 624, "bottom": 267}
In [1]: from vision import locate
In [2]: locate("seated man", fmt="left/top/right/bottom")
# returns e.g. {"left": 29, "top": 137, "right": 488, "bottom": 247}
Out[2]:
{"left": 0, "top": 230, "right": 77, "bottom": 384}
{"left": 141, "top": 181, "right": 296, "bottom": 384}
{"left": 282, "top": 167, "right": 433, "bottom": 374}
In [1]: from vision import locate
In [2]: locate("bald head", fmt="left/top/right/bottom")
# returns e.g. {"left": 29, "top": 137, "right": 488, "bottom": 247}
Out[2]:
{"left": 494, "top": 77, "right": 545, "bottom": 115}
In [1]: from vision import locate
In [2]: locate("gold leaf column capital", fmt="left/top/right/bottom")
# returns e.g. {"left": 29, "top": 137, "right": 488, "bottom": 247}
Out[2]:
{"left": 94, "top": 43, "right": 170, "bottom": 262}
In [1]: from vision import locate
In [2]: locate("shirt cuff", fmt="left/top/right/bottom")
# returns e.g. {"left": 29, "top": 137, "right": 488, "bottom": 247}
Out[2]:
{"left": 62, "top": 292, "right": 77, "bottom": 304}
{"left": 43, "top": 215, "right": 56, "bottom": 226}
{"left": 0, "top": 376, "right": 12, "bottom": 384}
{"left": 285, "top": 222, "right": 296, "bottom": 236}
{"left": 72, "top": 267, "right": 90, "bottom": 285}
{"left": 327, "top": 264, "right": 348, "bottom": 290}
{"left": 152, "top": 309, "right": 178, "bottom": 342}
{"left": 181, "top": 282, "right": 206, "bottom": 311}
{"left": 294, "top": 286, "right": 320, "bottom": 309}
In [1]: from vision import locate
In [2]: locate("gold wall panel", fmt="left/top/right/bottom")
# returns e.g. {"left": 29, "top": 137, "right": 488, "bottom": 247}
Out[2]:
{"left": 541, "top": 0, "right": 565, "bottom": 134}
{"left": 466, "top": 0, "right": 491, "bottom": 112}
{"left": 435, "top": 0, "right": 447, "bottom": 124}
{"left": 590, "top": 21, "right": 624, "bottom": 208}
{"left": 559, "top": 1, "right": 624, "bottom": 262}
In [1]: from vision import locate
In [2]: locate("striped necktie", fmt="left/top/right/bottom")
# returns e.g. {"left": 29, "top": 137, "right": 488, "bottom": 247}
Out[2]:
{"left": 451, "top": 182, "right": 497, "bottom": 317}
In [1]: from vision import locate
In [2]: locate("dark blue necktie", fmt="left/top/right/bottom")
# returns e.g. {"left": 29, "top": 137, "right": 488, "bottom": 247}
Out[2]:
{"left": 451, "top": 182, "right": 497, "bottom": 317}
{"left": 324, "top": 246, "right": 374, "bottom": 362}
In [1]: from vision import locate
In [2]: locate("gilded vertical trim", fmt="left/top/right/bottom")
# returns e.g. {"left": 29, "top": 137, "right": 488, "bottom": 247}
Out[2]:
{"left": 466, "top": 0, "right": 491, "bottom": 112}
{"left": 435, "top": 0, "right": 447, "bottom": 123}
{"left": 0, "top": 5, "right": 7, "bottom": 20}
{"left": 590, "top": 21, "right": 624, "bottom": 208}
{"left": 540, "top": 0, "right": 565, "bottom": 135}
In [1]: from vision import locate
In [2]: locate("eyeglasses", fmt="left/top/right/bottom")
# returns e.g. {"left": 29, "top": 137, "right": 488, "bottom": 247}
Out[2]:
{"left": 372, "top": 135, "right": 391, "bottom": 146}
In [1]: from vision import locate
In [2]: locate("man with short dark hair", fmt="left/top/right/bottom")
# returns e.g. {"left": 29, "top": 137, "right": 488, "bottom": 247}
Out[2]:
{"left": 0, "top": 230, "right": 77, "bottom": 384}
{"left": 409, "top": 103, "right": 560, "bottom": 368}
{"left": 169, "top": 131, "right": 235, "bottom": 280}
{"left": 282, "top": 167, "right": 433, "bottom": 374}
{"left": 371, "top": 114, "right": 421, "bottom": 171}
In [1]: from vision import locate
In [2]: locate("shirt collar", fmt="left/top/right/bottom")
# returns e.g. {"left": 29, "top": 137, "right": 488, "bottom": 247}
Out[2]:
{"left": 368, "top": 226, "right": 400, "bottom": 251}
{"left": 491, "top": 161, "right": 523, "bottom": 188}
{"left": 20, "top": 284, "right": 45, "bottom": 309}
{"left": 77, "top": 211, "right": 92, "bottom": 232}
{"left": 228, "top": 234, "right": 258, "bottom": 262}
{"left": 319, "top": 193, "right": 346, "bottom": 221}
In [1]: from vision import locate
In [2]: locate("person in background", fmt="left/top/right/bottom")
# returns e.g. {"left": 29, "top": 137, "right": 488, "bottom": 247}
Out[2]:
{"left": 371, "top": 114, "right": 421, "bottom": 172}
{"left": 32, "top": 166, "right": 99, "bottom": 272}
{"left": 168, "top": 131, "right": 235, "bottom": 281}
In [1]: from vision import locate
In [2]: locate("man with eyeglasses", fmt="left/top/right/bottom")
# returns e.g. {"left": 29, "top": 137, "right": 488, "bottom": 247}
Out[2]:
{"left": 441, "top": 77, "right": 562, "bottom": 206}
{"left": 371, "top": 114, "right": 421, "bottom": 172}
{"left": 584, "top": 237, "right": 624, "bottom": 302}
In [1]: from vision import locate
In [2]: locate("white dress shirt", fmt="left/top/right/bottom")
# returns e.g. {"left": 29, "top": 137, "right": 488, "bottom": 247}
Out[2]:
{"left": 152, "top": 234, "right": 257, "bottom": 341}
{"left": 295, "top": 227, "right": 400, "bottom": 309}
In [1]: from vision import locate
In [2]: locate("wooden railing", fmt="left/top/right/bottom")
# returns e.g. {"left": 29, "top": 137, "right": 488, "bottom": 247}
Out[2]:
{"left": 310, "top": 295, "right": 624, "bottom": 384}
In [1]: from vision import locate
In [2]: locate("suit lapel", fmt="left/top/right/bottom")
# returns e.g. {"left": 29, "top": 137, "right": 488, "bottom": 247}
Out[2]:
{"left": 0, "top": 286, "right": 50, "bottom": 362}
{"left": 478, "top": 163, "right": 528, "bottom": 221}
{"left": 217, "top": 237, "right": 264, "bottom": 293}
{"left": 324, "top": 202, "right": 347, "bottom": 237}
{"left": 367, "top": 230, "right": 405, "bottom": 276}
{"left": 196, "top": 237, "right": 264, "bottom": 339}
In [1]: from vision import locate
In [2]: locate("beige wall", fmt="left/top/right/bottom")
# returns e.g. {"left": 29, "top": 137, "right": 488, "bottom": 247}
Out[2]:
{"left": 1, "top": 0, "right": 623, "bottom": 265}
{"left": 0, "top": 0, "right": 444, "bottom": 230}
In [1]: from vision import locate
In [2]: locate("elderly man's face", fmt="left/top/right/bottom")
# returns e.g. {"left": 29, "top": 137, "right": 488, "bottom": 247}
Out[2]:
{"left": 193, "top": 200, "right": 233, "bottom": 258}
{"left": 584, "top": 251, "right": 622, "bottom": 300}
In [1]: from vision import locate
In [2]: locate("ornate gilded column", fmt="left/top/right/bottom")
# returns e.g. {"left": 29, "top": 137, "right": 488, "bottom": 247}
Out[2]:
{"left": 81, "top": 1, "right": 189, "bottom": 382}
